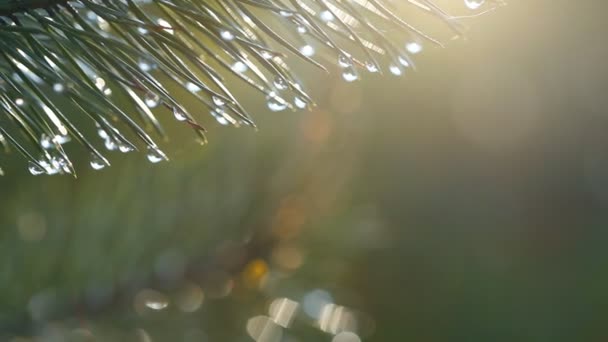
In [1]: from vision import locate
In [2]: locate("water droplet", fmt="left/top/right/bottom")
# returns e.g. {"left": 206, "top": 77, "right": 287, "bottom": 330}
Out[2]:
{"left": 212, "top": 96, "right": 226, "bottom": 107}
{"left": 138, "top": 58, "right": 156, "bottom": 72}
{"left": 94, "top": 77, "right": 106, "bottom": 90}
{"left": 232, "top": 61, "right": 248, "bottom": 73}
{"left": 104, "top": 138, "right": 117, "bottom": 151}
{"left": 365, "top": 62, "right": 379, "bottom": 73}
{"left": 144, "top": 92, "right": 160, "bottom": 108}
{"left": 173, "top": 107, "right": 188, "bottom": 121}
{"left": 297, "top": 25, "right": 307, "bottom": 34}
{"left": 389, "top": 64, "right": 403, "bottom": 76}
{"left": 465, "top": 0, "right": 485, "bottom": 9}
{"left": 294, "top": 96, "right": 307, "bottom": 109}
{"left": 338, "top": 54, "right": 352, "bottom": 68}
{"left": 97, "top": 128, "right": 109, "bottom": 140}
{"left": 260, "top": 50, "right": 274, "bottom": 60}
{"left": 220, "top": 30, "right": 235, "bottom": 41}
{"left": 398, "top": 56, "right": 410, "bottom": 67}
{"left": 157, "top": 18, "right": 174, "bottom": 35}
{"left": 342, "top": 67, "right": 359, "bottom": 82}
{"left": 279, "top": 10, "right": 293, "bottom": 17}
{"left": 300, "top": 45, "right": 315, "bottom": 57}
{"left": 52, "top": 83, "right": 65, "bottom": 93}
{"left": 28, "top": 162, "right": 46, "bottom": 176}
{"left": 186, "top": 82, "right": 201, "bottom": 93}
{"left": 137, "top": 26, "right": 149, "bottom": 35}
{"left": 90, "top": 154, "right": 107, "bottom": 170}
{"left": 273, "top": 76, "right": 288, "bottom": 90}
{"left": 267, "top": 96, "right": 287, "bottom": 112}
{"left": 40, "top": 135, "right": 53, "bottom": 149}
{"left": 211, "top": 108, "right": 230, "bottom": 126}
{"left": 320, "top": 10, "right": 334, "bottom": 22}
{"left": 146, "top": 146, "right": 167, "bottom": 163}
{"left": 15, "top": 98, "right": 25, "bottom": 106}
{"left": 406, "top": 42, "right": 423, "bottom": 54}
{"left": 118, "top": 142, "right": 134, "bottom": 153}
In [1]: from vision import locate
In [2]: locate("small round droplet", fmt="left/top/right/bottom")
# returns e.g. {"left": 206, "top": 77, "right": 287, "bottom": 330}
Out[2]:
{"left": 146, "top": 146, "right": 167, "bottom": 164}
{"left": 220, "top": 30, "right": 235, "bottom": 41}
{"left": 273, "top": 76, "right": 288, "bottom": 90}
{"left": 389, "top": 64, "right": 403, "bottom": 76}
{"left": 53, "top": 83, "right": 65, "bottom": 93}
{"left": 211, "top": 108, "right": 230, "bottom": 126}
{"left": 365, "top": 62, "right": 379, "bottom": 73}
{"left": 406, "top": 42, "right": 423, "bottom": 54}
{"left": 118, "top": 142, "right": 134, "bottom": 153}
{"left": 319, "top": 10, "right": 334, "bottom": 22}
{"left": 398, "top": 56, "right": 410, "bottom": 67}
{"left": 267, "top": 97, "right": 287, "bottom": 112}
{"left": 138, "top": 58, "right": 156, "bottom": 72}
{"left": 294, "top": 96, "right": 307, "bottom": 109}
{"left": 342, "top": 67, "right": 359, "bottom": 82}
{"left": 465, "top": 0, "right": 485, "bottom": 10}
{"left": 212, "top": 96, "right": 226, "bottom": 107}
{"left": 232, "top": 61, "right": 248, "bottom": 73}
{"left": 338, "top": 54, "right": 352, "bottom": 68}
{"left": 144, "top": 92, "right": 160, "bottom": 108}
{"left": 186, "top": 82, "right": 201, "bottom": 93}
{"left": 40, "top": 134, "right": 53, "bottom": 149}
{"left": 90, "top": 154, "right": 107, "bottom": 170}
{"left": 173, "top": 107, "right": 188, "bottom": 122}
{"left": 28, "top": 162, "right": 46, "bottom": 176}
{"left": 300, "top": 45, "right": 315, "bottom": 57}
{"left": 104, "top": 138, "right": 117, "bottom": 151}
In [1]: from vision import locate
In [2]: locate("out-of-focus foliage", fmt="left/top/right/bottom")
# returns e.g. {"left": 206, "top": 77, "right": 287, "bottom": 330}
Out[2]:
{"left": 2, "top": 1, "right": 608, "bottom": 341}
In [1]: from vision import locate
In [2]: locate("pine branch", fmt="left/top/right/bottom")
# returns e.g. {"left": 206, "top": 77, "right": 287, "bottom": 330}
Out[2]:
{"left": 0, "top": 0, "right": 503, "bottom": 176}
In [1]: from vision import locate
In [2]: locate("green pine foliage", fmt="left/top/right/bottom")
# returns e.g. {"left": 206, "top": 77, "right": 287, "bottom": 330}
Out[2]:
{"left": 0, "top": 0, "right": 502, "bottom": 177}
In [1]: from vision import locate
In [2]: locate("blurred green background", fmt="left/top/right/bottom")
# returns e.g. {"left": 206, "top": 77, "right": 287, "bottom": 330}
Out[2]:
{"left": 2, "top": 0, "right": 608, "bottom": 341}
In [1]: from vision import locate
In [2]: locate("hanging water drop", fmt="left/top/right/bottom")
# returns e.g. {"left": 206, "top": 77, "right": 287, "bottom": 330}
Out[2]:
{"left": 406, "top": 42, "right": 423, "bottom": 54}
{"left": 232, "top": 61, "right": 248, "bottom": 73}
{"left": 40, "top": 134, "right": 53, "bottom": 149}
{"left": 389, "top": 64, "right": 403, "bottom": 76}
{"left": 319, "top": 10, "right": 334, "bottom": 22}
{"left": 274, "top": 76, "right": 288, "bottom": 90}
{"left": 144, "top": 92, "right": 160, "bottom": 108}
{"left": 398, "top": 56, "right": 410, "bottom": 67}
{"left": 118, "top": 142, "right": 134, "bottom": 153}
{"left": 53, "top": 83, "right": 65, "bottom": 93}
{"left": 90, "top": 154, "right": 107, "bottom": 170}
{"left": 211, "top": 108, "right": 230, "bottom": 126}
{"left": 104, "top": 138, "right": 117, "bottom": 151}
{"left": 365, "top": 62, "right": 379, "bottom": 73}
{"left": 186, "top": 82, "right": 201, "bottom": 93}
{"left": 294, "top": 96, "right": 307, "bottom": 109}
{"left": 465, "top": 0, "right": 485, "bottom": 10}
{"left": 28, "top": 161, "right": 46, "bottom": 176}
{"left": 220, "top": 30, "right": 235, "bottom": 41}
{"left": 342, "top": 66, "right": 359, "bottom": 82}
{"left": 146, "top": 146, "right": 167, "bottom": 164}
{"left": 138, "top": 58, "right": 156, "bottom": 72}
{"left": 267, "top": 93, "right": 288, "bottom": 112}
{"left": 212, "top": 96, "right": 226, "bottom": 107}
{"left": 173, "top": 107, "right": 188, "bottom": 122}
{"left": 300, "top": 45, "right": 315, "bottom": 57}
{"left": 97, "top": 128, "right": 109, "bottom": 140}
{"left": 338, "top": 54, "right": 352, "bottom": 68}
